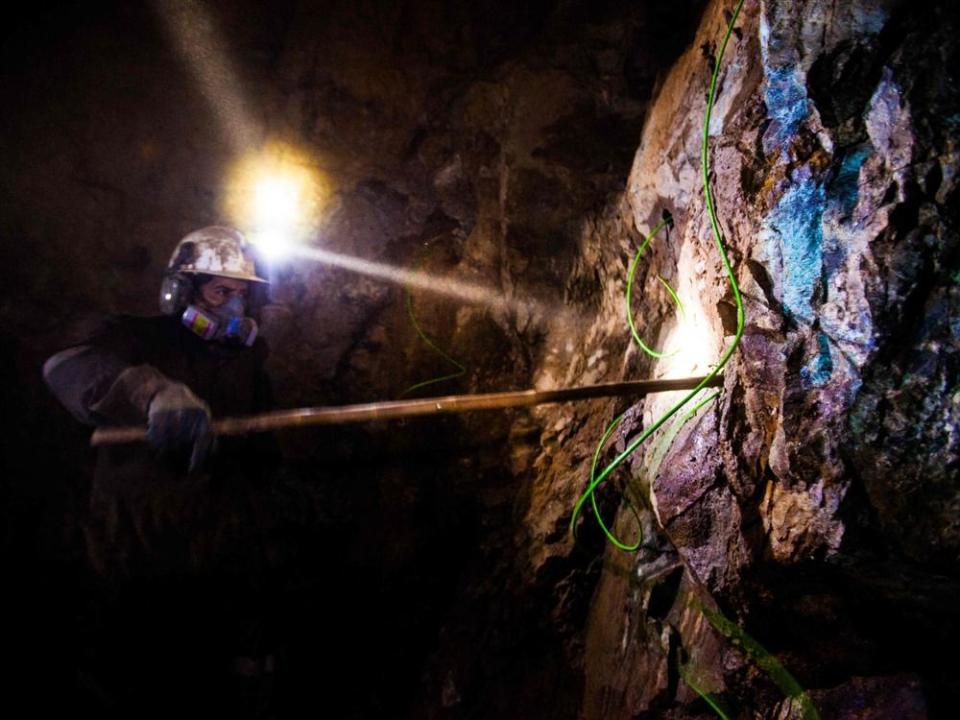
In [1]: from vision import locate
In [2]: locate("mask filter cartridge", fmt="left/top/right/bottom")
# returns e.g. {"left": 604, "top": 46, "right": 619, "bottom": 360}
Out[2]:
{"left": 181, "top": 298, "right": 258, "bottom": 347}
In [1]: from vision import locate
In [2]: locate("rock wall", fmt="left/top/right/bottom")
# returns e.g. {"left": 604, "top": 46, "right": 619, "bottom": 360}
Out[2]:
{"left": 509, "top": 0, "right": 959, "bottom": 716}
{"left": 2, "top": 0, "right": 958, "bottom": 717}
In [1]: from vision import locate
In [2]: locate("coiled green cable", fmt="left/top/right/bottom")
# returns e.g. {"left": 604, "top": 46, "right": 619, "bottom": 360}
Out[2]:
{"left": 584, "top": 216, "right": 685, "bottom": 550}
{"left": 571, "top": 0, "right": 746, "bottom": 545}
{"left": 583, "top": 4, "right": 817, "bottom": 716}
{"left": 400, "top": 250, "right": 466, "bottom": 398}
{"left": 587, "top": 412, "right": 645, "bottom": 550}
{"left": 584, "top": 216, "right": 693, "bottom": 550}
{"left": 626, "top": 218, "right": 682, "bottom": 359}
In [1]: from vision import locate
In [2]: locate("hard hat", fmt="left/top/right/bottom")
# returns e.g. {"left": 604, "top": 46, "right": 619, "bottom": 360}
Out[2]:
{"left": 159, "top": 226, "right": 268, "bottom": 316}
{"left": 165, "top": 226, "right": 268, "bottom": 283}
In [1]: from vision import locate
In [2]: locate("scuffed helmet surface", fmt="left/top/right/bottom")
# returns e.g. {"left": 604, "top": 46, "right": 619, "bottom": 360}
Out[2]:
{"left": 166, "top": 226, "right": 267, "bottom": 283}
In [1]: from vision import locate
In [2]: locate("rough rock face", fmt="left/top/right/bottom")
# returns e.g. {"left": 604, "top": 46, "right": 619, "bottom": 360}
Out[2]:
{"left": 513, "top": 0, "right": 959, "bottom": 717}
{"left": 2, "top": 0, "right": 958, "bottom": 717}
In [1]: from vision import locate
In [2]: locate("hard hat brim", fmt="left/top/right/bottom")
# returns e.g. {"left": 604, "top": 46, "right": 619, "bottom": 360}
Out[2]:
{"left": 181, "top": 269, "right": 269, "bottom": 284}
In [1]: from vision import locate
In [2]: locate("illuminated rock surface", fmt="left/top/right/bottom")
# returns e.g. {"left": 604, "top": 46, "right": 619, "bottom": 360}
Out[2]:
{"left": 1, "top": 0, "right": 957, "bottom": 717}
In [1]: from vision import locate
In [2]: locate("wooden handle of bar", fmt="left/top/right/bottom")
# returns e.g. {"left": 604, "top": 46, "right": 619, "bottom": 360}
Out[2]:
{"left": 90, "top": 375, "right": 722, "bottom": 446}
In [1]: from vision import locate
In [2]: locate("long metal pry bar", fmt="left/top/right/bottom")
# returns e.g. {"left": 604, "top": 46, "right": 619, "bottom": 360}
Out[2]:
{"left": 90, "top": 375, "right": 723, "bottom": 446}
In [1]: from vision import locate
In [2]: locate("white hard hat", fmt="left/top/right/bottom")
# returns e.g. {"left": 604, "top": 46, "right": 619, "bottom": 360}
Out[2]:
{"left": 166, "top": 226, "right": 267, "bottom": 283}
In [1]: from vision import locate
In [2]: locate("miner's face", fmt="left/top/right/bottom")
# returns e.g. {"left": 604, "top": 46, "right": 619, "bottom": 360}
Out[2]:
{"left": 197, "top": 276, "right": 249, "bottom": 312}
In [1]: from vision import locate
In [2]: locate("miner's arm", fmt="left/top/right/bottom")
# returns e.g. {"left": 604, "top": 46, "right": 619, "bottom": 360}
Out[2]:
{"left": 43, "top": 343, "right": 173, "bottom": 426}
{"left": 42, "top": 320, "right": 212, "bottom": 471}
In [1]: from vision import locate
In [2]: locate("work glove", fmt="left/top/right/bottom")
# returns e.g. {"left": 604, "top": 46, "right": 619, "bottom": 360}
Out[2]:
{"left": 146, "top": 382, "right": 214, "bottom": 473}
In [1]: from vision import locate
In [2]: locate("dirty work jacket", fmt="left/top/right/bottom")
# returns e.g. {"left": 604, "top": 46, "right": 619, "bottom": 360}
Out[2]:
{"left": 43, "top": 314, "right": 278, "bottom": 578}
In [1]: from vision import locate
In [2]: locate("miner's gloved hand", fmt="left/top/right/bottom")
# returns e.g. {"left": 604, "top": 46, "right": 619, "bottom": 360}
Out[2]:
{"left": 146, "top": 383, "right": 214, "bottom": 473}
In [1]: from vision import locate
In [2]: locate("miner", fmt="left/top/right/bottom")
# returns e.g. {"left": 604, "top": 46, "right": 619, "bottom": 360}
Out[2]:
{"left": 43, "top": 225, "right": 281, "bottom": 715}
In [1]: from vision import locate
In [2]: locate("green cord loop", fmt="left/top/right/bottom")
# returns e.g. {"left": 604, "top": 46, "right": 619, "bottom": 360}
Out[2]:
{"left": 400, "top": 251, "right": 467, "bottom": 399}
{"left": 571, "top": 0, "right": 746, "bottom": 545}
{"left": 625, "top": 218, "right": 680, "bottom": 359}
{"left": 579, "top": 216, "right": 680, "bottom": 549}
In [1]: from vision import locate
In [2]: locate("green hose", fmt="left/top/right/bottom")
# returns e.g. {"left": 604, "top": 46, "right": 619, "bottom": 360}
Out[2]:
{"left": 581, "top": 215, "right": 688, "bottom": 549}
{"left": 570, "top": 0, "right": 746, "bottom": 545}
{"left": 575, "top": 4, "right": 818, "bottom": 717}
{"left": 400, "top": 250, "right": 466, "bottom": 398}
{"left": 697, "top": 600, "right": 819, "bottom": 720}
{"left": 626, "top": 218, "right": 682, "bottom": 359}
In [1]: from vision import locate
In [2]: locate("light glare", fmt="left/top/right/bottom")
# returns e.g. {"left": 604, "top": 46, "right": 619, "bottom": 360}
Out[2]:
{"left": 253, "top": 175, "right": 300, "bottom": 230}
{"left": 253, "top": 228, "right": 293, "bottom": 260}
{"left": 223, "top": 142, "right": 330, "bottom": 260}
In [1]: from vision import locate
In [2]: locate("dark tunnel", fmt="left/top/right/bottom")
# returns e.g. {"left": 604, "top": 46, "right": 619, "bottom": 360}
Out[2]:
{"left": 2, "top": 1, "right": 959, "bottom": 717}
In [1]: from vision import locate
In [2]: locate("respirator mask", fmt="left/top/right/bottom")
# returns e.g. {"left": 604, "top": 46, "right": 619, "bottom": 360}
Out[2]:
{"left": 181, "top": 297, "right": 259, "bottom": 347}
